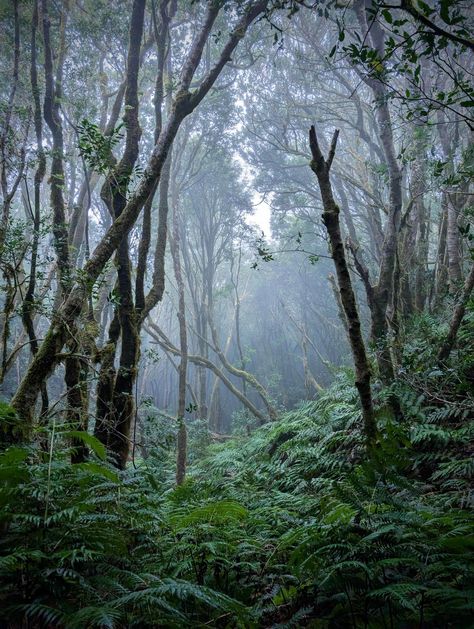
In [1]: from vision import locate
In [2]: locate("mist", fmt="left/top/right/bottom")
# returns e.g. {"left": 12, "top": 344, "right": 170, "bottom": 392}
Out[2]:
{"left": 0, "top": 1, "right": 473, "bottom": 626}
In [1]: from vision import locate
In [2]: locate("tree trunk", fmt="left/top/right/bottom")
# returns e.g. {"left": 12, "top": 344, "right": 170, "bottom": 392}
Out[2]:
{"left": 20, "top": 2, "right": 46, "bottom": 399}
{"left": 170, "top": 198, "right": 188, "bottom": 485}
{"left": 0, "top": 0, "right": 22, "bottom": 255}
{"left": 11, "top": 0, "right": 269, "bottom": 428}
{"left": 146, "top": 321, "right": 267, "bottom": 425}
{"left": 446, "top": 198, "right": 462, "bottom": 291}
{"left": 438, "top": 262, "right": 474, "bottom": 363}
{"left": 354, "top": 0, "right": 402, "bottom": 383}
{"left": 433, "top": 201, "right": 448, "bottom": 306}
{"left": 309, "top": 125, "right": 376, "bottom": 443}
{"left": 94, "top": 0, "right": 145, "bottom": 468}
{"left": 42, "top": 0, "right": 71, "bottom": 293}
{"left": 207, "top": 310, "right": 277, "bottom": 422}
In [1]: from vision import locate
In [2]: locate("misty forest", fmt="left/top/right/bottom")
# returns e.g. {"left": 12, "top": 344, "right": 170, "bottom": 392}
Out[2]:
{"left": 0, "top": 0, "right": 473, "bottom": 626}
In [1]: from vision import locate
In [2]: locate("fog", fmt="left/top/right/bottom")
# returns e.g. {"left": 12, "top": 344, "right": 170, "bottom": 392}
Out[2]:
{"left": 0, "top": 0, "right": 472, "bottom": 480}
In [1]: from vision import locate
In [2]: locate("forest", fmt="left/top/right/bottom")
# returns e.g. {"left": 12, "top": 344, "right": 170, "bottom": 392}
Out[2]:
{"left": 0, "top": 0, "right": 473, "bottom": 626}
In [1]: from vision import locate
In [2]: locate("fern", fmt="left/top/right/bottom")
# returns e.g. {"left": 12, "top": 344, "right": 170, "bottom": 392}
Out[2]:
{"left": 1, "top": 346, "right": 473, "bottom": 628}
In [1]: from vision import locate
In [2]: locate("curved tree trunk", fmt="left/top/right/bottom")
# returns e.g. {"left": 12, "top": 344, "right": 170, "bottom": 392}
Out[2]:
{"left": 438, "top": 262, "right": 474, "bottom": 363}
{"left": 353, "top": 0, "right": 403, "bottom": 384}
{"left": 309, "top": 125, "right": 376, "bottom": 444}
{"left": 94, "top": 0, "right": 146, "bottom": 469}
{"left": 207, "top": 310, "right": 278, "bottom": 421}
{"left": 11, "top": 0, "right": 269, "bottom": 433}
{"left": 146, "top": 321, "right": 267, "bottom": 425}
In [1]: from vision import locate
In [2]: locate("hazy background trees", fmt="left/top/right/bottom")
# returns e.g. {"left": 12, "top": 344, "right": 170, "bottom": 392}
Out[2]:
{"left": 0, "top": 0, "right": 472, "bottom": 467}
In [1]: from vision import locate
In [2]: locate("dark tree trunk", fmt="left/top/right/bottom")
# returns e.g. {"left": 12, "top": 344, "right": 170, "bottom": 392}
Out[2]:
{"left": 438, "top": 263, "right": 474, "bottom": 363}
{"left": 309, "top": 125, "right": 376, "bottom": 443}
{"left": 11, "top": 0, "right": 269, "bottom": 430}
{"left": 95, "top": 0, "right": 146, "bottom": 468}
{"left": 353, "top": 0, "right": 403, "bottom": 383}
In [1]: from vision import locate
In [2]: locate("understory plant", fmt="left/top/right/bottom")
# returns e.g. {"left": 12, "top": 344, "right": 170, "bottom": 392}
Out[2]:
{"left": 1, "top": 312, "right": 473, "bottom": 628}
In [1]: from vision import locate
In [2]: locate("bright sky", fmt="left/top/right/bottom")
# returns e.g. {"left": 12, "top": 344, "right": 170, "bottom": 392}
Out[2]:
{"left": 247, "top": 192, "right": 272, "bottom": 237}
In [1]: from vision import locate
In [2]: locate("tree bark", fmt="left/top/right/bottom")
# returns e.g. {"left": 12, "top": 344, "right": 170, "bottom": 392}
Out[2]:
{"left": 433, "top": 201, "right": 448, "bottom": 306}
{"left": 353, "top": 0, "right": 402, "bottom": 383}
{"left": 20, "top": 0, "right": 48, "bottom": 417}
{"left": 446, "top": 197, "right": 462, "bottom": 290}
{"left": 438, "top": 262, "right": 474, "bottom": 363}
{"left": 0, "top": 0, "right": 22, "bottom": 255}
{"left": 309, "top": 125, "right": 376, "bottom": 443}
{"left": 170, "top": 194, "right": 188, "bottom": 485}
{"left": 42, "top": 0, "right": 71, "bottom": 293}
{"left": 42, "top": 0, "right": 89, "bottom": 458}
{"left": 94, "top": 0, "right": 146, "bottom": 468}
{"left": 11, "top": 0, "right": 269, "bottom": 429}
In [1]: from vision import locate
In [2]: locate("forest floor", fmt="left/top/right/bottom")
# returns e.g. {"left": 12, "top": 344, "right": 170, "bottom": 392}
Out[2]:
{"left": 1, "top": 313, "right": 473, "bottom": 628}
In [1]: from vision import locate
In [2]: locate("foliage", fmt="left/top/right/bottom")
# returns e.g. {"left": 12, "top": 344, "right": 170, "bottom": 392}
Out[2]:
{"left": 77, "top": 119, "right": 124, "bottom": 174}
{"left": 0, "top": 436, "right": 250, "bottom": 628}
{"left": 1, "top": 324, "right": 473, "bottom": 627}
{"left": 0, "top": 3, "right": 473, "bottom": 625}
{"left": 333, "top": 0, "right": 474, "bottom": 125}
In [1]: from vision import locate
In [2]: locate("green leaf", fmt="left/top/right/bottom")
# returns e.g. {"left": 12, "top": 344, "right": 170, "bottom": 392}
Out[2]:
{"left": 440, "top": 0, "right": 452, "bottom": 24}
{"left": 418, "top": 1, "right": 435, "bottom": 16}
{"left": 76, "top": 462, "right": 119, "bottom": 483}
{"left": 0, "top": 446, "right": 29, "bottom": 466}
{"left": 63, "top": 431, "right": 107, "bottom": 460}
{"left": 171, "top": 500, "right": 248, "bottom": 528}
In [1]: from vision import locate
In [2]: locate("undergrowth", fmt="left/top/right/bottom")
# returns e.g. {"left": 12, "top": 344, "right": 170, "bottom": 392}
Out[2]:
{"left": 0, "top": 315, "right": 473, "bottom": 628}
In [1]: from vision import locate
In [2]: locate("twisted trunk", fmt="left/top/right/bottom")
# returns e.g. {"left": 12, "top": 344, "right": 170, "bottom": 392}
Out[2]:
{"left": 11, "top": 0, "right": 269, "bottom": 432}
{"left": 20, "top": 2, "right": 46, "bottom": 412}
{"left": 309, "top": 125, "right": 376, "bottom": 443}
{"left": 94, "top": 0, "right": 145, "bottom": 468}
{"left": 146, "top": 321, "right": 267, "bottom": 426}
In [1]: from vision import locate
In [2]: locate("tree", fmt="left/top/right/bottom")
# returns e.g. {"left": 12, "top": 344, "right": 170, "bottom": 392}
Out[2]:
{"left": 9, "top": 0, "right": 270, "bottom": 465}
{"left": 309, "top": 125, "right": 376, "bottom": 442}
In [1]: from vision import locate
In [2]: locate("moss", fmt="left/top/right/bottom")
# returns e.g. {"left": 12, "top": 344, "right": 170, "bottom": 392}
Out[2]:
{"left": 0, "top": 401, "right": 25, "bottom": 449}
